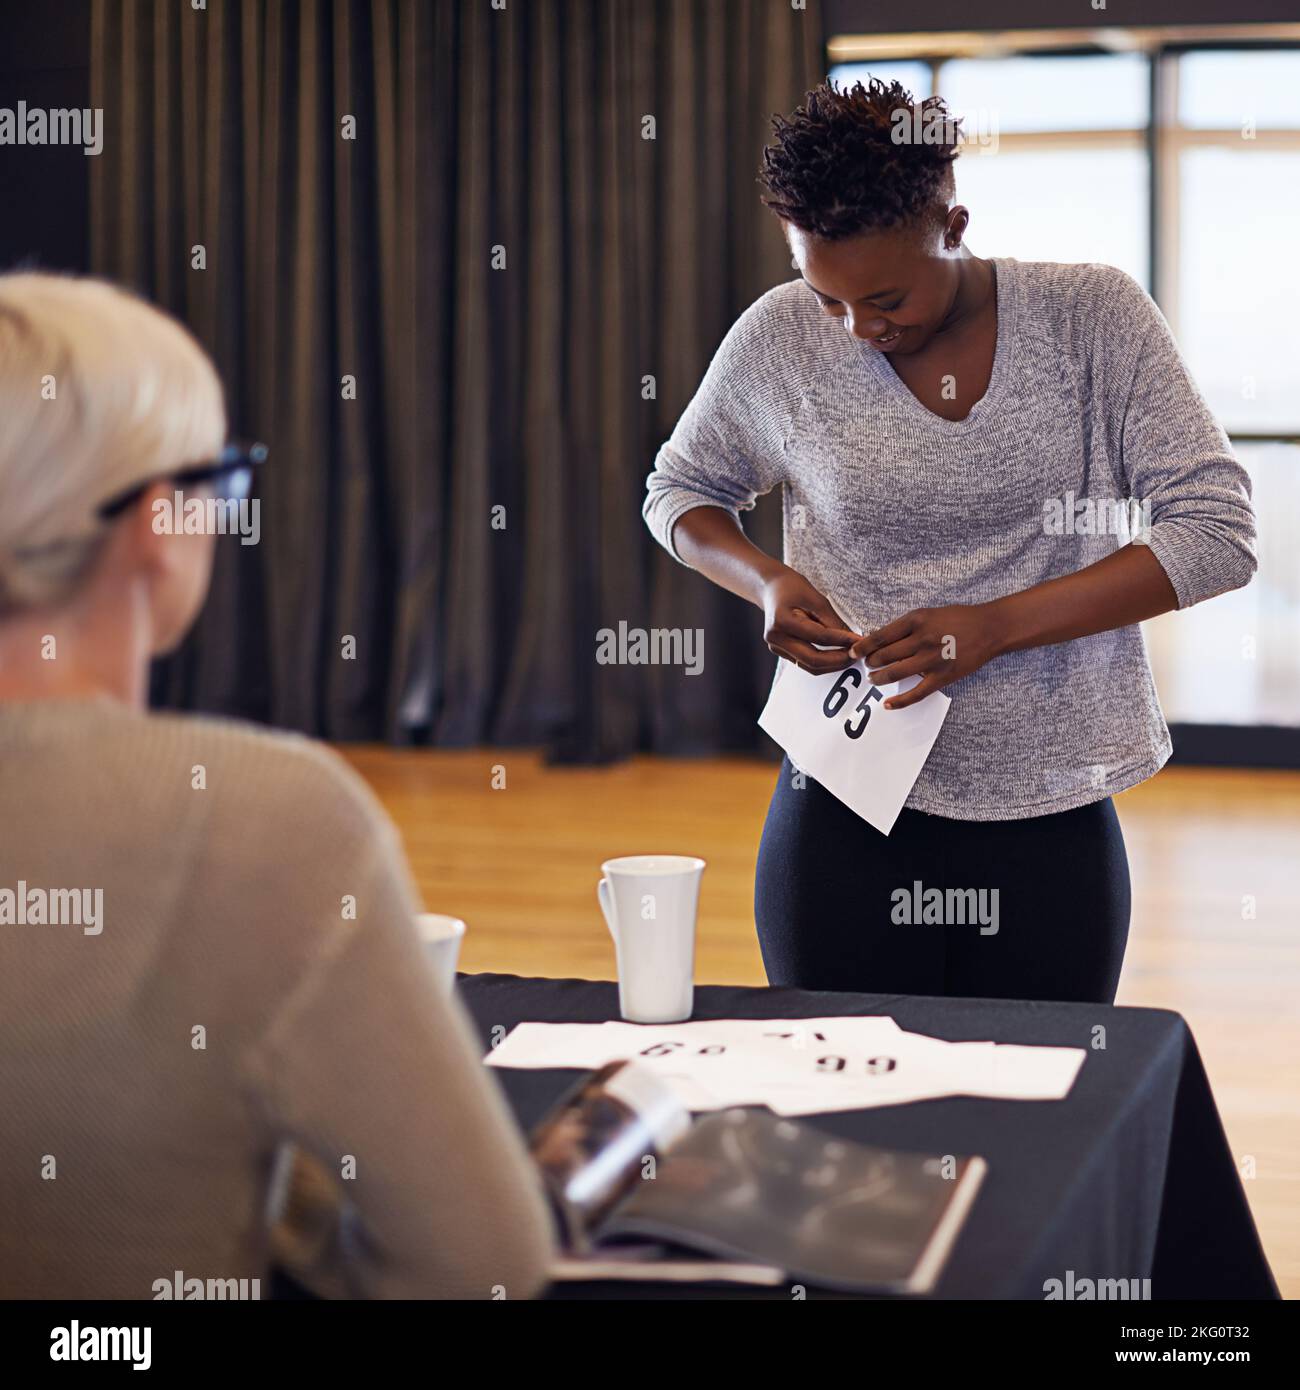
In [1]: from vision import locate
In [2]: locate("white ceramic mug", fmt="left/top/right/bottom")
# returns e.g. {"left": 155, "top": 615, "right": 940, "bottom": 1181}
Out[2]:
{"left": 597, "top": 855, "right": 705, "bottom": 1023}
{"left": 415, "top": 913, "right": 467, "bottom": 993}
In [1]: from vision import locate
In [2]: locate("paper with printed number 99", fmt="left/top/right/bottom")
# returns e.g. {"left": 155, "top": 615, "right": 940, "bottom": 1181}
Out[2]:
{"left": 485, "top": 1017, "right": 1087, "bottom": 1116}
{"left": 758, "top": 658, "right": 950, "bottom": 835}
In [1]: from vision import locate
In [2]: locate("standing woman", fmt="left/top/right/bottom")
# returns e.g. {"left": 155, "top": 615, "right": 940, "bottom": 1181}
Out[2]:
{"left": 643, "top": 80, "right": 1256, "bottom": 1004}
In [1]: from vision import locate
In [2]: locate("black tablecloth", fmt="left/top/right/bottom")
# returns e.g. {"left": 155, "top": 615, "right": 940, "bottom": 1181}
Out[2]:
{"left": 460, "top": 973, "right": 1278, "bottom": 1301}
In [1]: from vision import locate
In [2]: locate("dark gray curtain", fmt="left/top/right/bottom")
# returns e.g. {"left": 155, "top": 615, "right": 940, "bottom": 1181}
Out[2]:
{"left": 88, "top": 0, "right": 825, "bottom": 758}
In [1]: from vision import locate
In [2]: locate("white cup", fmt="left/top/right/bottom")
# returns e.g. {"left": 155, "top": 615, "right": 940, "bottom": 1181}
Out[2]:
{"left": 597, "top": 855, "right": 705, "bottom": 1023}
{"left": 415, "top": 913, "right": 467, "bottom": 992}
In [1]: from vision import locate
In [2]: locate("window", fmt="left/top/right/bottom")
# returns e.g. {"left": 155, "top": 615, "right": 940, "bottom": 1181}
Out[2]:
{"left": 940, "top": 53, "right": 1149, "bottom": 132}
{"left": 1179, "top": 50, "right": 1300, "bottom": 128}
{"left": 1143, "top": 443, "right": 1300, "bottom": 729}
{"left": 1165, "top": 50, "right": 1300, "bottom": 434}
{"left": 953, "top": 145, "right": 1148, "bottom": 285}
{"left": 830, "top": 54, "right": 1151, "bottom": 284}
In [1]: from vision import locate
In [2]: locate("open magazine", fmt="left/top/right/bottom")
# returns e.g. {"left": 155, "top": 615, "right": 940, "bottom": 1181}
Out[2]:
{"left": 531, "top": 1060, "right": 986, "bottom": 1294}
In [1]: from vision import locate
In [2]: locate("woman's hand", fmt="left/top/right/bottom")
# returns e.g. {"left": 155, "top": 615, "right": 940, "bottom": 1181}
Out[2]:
{"left": 761, "top": 570, "right": 861, "bottom": 673}
{"left": 851, "top": 602, "right": 1008, "bottom": 709}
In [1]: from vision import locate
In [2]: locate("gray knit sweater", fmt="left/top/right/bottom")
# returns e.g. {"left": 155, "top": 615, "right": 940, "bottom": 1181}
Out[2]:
{"left": 644, "top": 259, "right": 1257, "bottom": 819}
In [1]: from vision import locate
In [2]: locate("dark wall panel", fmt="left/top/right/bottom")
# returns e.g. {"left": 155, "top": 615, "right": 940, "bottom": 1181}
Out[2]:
{"left": 0, "top": 0, "right": 92, "bottom": 273}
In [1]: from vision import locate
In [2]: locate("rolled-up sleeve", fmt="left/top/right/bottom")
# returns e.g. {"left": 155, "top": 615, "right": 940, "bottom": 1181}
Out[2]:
{"left": 1104, "top": 271, "right": 1258, "bottom": 609}
{"left": 643, "top": 291, "right": 795, "bottom": 563}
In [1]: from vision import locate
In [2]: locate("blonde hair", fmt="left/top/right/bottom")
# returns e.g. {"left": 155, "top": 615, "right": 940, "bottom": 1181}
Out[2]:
{"left": 0, "top": 273, "right": 227, "bottom": 614}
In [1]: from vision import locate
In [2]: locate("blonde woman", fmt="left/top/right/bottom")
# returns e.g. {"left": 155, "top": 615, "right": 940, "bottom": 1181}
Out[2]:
{"left": 0, "top": 273, "right": 553, "bottom": 1298}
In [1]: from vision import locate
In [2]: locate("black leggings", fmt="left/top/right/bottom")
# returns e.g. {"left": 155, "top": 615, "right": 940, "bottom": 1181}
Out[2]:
{"left": 754, "top": 758, "right": 1132, "bottom": 1004}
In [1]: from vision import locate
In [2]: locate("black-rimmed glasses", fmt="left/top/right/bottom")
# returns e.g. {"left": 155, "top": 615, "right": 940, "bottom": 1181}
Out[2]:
{"left": 97, "top": 441, "right": 267, "bottom": 521}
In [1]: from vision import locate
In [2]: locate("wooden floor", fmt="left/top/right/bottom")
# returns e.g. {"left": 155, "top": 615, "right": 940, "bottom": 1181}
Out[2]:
{"left": 339, "top": 746, "right": 1300, "bottom": 1299}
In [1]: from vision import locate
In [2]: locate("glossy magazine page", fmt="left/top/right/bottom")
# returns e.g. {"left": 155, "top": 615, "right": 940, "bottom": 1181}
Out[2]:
{"left": 596, "top": 1107, "right": 986, "bottom": 1294}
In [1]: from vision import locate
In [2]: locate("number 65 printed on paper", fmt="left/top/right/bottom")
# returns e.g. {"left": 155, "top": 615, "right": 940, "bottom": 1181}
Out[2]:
{"left": 822, "top": 668, "right": 884, "bottom": 740}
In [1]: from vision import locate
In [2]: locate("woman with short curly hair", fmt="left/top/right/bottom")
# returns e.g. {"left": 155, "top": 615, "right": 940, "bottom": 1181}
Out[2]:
{"left": 644, "top": 79, "right": 1257, "bottom": 1004}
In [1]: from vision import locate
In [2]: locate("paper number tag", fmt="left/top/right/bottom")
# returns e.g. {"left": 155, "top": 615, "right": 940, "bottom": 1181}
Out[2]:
{"left": 757, "top": 659, "right": 950, "bottom": 835}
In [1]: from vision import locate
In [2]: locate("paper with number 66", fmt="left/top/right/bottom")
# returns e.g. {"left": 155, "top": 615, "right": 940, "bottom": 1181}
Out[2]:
{"left": 758, "top": 658, "right": 950, "bottom": 835}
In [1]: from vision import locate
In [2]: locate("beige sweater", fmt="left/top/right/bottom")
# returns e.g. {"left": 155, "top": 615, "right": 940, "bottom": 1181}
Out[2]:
{"left": 0, "top": 697, "right": 553, "bottom": 1299}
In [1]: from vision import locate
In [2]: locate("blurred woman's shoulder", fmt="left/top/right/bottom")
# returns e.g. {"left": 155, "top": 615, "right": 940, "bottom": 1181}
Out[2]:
{"left": 0, "top": 698, "right": 402, "bottom": 870}
{"left": 139, "top": 705, "right": 398, "bottom": 850}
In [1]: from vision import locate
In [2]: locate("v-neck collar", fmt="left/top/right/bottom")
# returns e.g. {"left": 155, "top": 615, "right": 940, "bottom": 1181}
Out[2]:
{"left": 855, "top": 256, "right": 1019, "bottom": 433}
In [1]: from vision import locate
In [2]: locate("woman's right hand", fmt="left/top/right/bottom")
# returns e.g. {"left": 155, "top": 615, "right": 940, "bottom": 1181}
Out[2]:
{"left": 666, "top": 508, "right": 860, "bottom": 672}
{"left": 761, "top": 570, "right": 860, "bottom": 673}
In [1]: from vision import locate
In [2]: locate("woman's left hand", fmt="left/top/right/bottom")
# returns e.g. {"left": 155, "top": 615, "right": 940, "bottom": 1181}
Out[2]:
{"left": 850, "top": 602, "right": 1008, "bottom": 710}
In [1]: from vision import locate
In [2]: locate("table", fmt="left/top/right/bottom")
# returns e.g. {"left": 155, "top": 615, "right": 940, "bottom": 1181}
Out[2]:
{"left": 460, "top": 973, "right": 1279, "bottom": 1301}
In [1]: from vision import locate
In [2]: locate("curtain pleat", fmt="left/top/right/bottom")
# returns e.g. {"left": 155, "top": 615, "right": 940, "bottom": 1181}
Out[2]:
{"left": 89, "top": 0, "right": 825, "bottom": 758}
